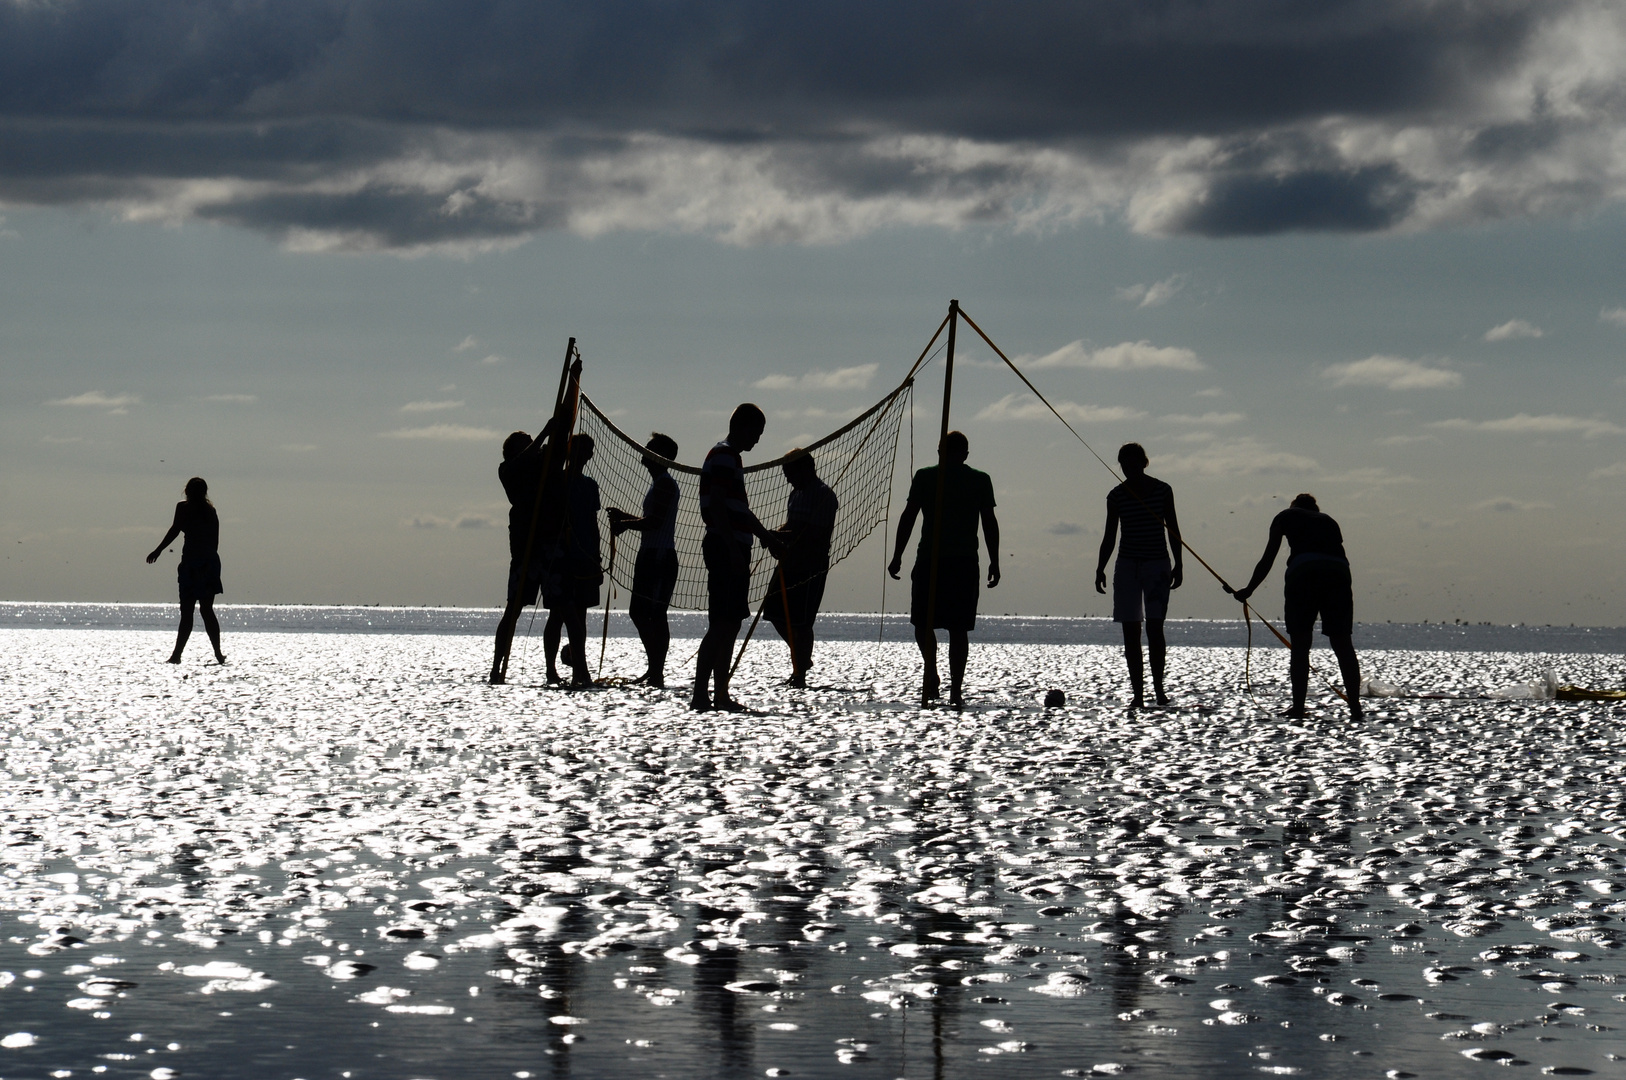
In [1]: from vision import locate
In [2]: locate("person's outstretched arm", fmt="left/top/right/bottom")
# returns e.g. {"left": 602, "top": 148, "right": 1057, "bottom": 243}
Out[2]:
{"left": 1094, "top": 504, "right": 1119, "bottom": 594}
{"left": 1164, "top": 491, "right": 1184, "bottom": 589}
{"left": 1230, "top": 520, "right": 1285, "bottom": 602}
{"left": 609, "top": 476, "right": 674, "bottom": 536}
{"left": 981, "top": 507, "right": 1001, "bottom": 587}
{"left": 887, "top": 500, "right": 921, "bottom": 579}
{"left": 146, "top": 504, "right": 184, "bottom": 564}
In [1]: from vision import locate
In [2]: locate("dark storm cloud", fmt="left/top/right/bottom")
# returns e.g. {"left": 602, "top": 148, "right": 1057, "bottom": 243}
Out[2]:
{"left": 0, "top": 0, "right": 1616, "bottom": 247}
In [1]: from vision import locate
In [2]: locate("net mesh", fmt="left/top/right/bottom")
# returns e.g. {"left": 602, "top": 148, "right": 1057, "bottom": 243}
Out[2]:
{"left": 576, "top": 381, "right": 913, "bottom": 612}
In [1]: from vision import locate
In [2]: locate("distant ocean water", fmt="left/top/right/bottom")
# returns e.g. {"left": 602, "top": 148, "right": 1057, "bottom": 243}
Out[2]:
{"left": 4, "top": 601, "right": 1624, "bottom": 653}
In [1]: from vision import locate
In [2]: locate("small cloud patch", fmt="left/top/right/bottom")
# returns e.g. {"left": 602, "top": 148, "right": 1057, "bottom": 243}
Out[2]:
{"left": 1600, "top": 308, "right": 1626, "bottom": 328}
{"left": 976, "top": 393, "right": 1145, "bottom": 424}
{"left": 48, "top": 391, "right": 140, "bottom": 412}
{"left": 400, "top": 400, "right": 465, "bottom": 413}
{"left": 453, "top": 336, "right": 481, "bottom": 353}
{"left": 1432, "top": 414, "right": 1624, "bottom": 439}
{"left": 754, "top": 364, "right": 877, "bottom": 392}
{"left": 1115, "top": 273, "right": 1187, "bottom": 309}
{"left": 204, "top": 393, "right": 257, "bottom": 404}
{"left": 381, "top": 425, "right": 500, "bottom": 442}
{"left": 1474, "top": 496, "right": 1553, "bottom": 512}
{"left": 1323, "top": 356, "right": 1461, "bottom": 391}
{"left": 1483, "top": 319, "right": 1542, "bottom": 342}
{"left": 1028, "top": 341, "right": 1203, "bottom": 372}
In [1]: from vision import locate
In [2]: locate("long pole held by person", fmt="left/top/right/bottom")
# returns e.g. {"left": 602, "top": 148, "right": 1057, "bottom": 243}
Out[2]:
{"left": 499, "top": 337, "right": 580, "bottom": 681}
{"left": 923, "top": 299, "right": 959, "bottom": 631}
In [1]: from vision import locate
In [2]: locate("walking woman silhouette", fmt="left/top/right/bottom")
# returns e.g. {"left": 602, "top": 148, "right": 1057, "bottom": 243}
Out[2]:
{"left": 146, "top": 477, "right": 226, "bottom": 665}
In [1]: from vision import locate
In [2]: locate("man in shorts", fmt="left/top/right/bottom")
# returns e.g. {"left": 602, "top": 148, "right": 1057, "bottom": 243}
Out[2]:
{"left": 608, "top": 433, "right": 681, "bottom": 688}
{"left": 888, "top": 431, "right": 1000, "bottom": 707}
{"left": 1095, "top": 442, "right": 1183, "bottom": 707}
{"left": 542, "top": 434, "right": 603, "bottom": 689}
{"left": 765, "top": 449, "right": 839, "bottom": 687}
{"left": 693, "top": 404, "right": 784, "bottom": 711}
{"left": 489, "top": 411, "right": 565, "bottom": 685}
{"left": 1228, "top": 493, "right": 1362, "bottom": 720}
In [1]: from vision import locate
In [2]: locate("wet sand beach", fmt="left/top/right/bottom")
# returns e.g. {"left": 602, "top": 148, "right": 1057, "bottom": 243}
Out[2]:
{"left": 3, "top": 626, "right": 1626, "bottom": 1078}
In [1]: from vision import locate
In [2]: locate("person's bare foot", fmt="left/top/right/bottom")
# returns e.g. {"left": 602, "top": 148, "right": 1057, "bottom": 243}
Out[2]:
{"left": 545, "top": 670, "right": 565, "bottom": 685}
{"left": 787, "top": 672, "right": 807, "bottom": 688}
{"left": 690, "top": 693, "right": 711, "bottom": 712}
{"left": 921, "top": 672, "right": 941, "bottom": 704}
{"left": 488, "top": 669, "right": 506, "bottom": 685}
{"left": 1281, "top": 705, "right": 1308, "bottom": 720}
{"left": 166, "top": 654, "right": 182, "bottom": 665}
{"left": 712, "top": 695, "right": 747, "bottom": 713}
{"left": 949, "top": 689, "right": 964, "bottom": 708}
{"left": 214, "top": 654, "right": 228, "bottom": 666}
{"left": 1154, "top": 687, "right": 1170, "bottom": 706}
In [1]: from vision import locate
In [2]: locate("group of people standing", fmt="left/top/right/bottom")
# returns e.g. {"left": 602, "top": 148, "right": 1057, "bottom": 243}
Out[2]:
{"left": 143, "top": 410, "right": 1363, "bottom": 719}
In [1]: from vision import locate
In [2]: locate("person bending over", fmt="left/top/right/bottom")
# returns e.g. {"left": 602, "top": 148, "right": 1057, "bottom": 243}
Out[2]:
{"left": 146, "top": 476, "right": 227, "bottom": 665}
{"left": 693, "top": 403, "right": 784, "bottom": 712}
{"left": 542, "top": 434, "right": 603, "bottom": 689}
{"left": 608, "top": 432, "right": 681, "bottom": 689}
{"left": 1228, "top": 493, "right": 1362, "bottom": 721}
{"left": 766, "top": 449, "right": 839, "bottom": 687}
{"left": 1095, "top": 442, "right": 1182, "bottom": 707}
{"left": 888, "top": 431, "right": 1000, "bottom": 708}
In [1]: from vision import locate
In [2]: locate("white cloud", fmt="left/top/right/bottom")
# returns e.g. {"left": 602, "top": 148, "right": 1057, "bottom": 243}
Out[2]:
{"left": 1474, "top": 496, "right": 1554, "bottom": 512}
{"left": 400, "top": 399, "right": 465, "bottom": 413}
{"left": 1115, "top": 273, "right": 1188, "bottom": 309}
{"left": 1601, "top": 307, "right": 1626, "bottom": 328}
{"left": 453, "top": 335, "right": 481, "bottom": 353}
{"left": 1157, "top": 438, "right": 1319, "bottom": 477}
{"left": 203, "top": 393, "right": 257, "bottom": 404}
{"left": 1160, "top": 411, "right": 1244, "bottom": 425}
{"left": 1590, "top": 462, "right": 1626, "bottom": 479}
{"left": 1194, "top": 387, "right": 1226, "bottom": 398}
{"left": 1026, "top": 340, "right": 1204, "bottom": 372}
{"left": 975, "top": 393, "right": 1145, "bottom": 424}
{"left": 380, "top": 424, "right": 501, "bottom": 442}
{"left": 753, "top": 363, "right": 877, "bottom": 391}
{"left": 480, "top": 354, "right": 506, "bottom": 366}
{"left": 1323, "top": 356, "right": 1462, "bottom": 390}
{"left": 1431, "top": 414, "right": 1626, "bottom": 439}
{"left": 1483, "top": 318, "right": 1543, "bottom": 341}
{"left": 1376, "top": 433, "right": 1437, "bottom": 446}
{"left": 47, "top": 391, "right": 140, "bottom": 412}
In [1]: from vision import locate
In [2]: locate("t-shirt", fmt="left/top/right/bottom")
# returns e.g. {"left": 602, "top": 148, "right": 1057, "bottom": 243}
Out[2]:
{"left": 1106, "top": 476, "right": 1174, "bottom": 560}
{"left": 177, "top": 501, "right": 219, "bottom": 563}
{"left": 700, "top": 440, "right": 753, "bottom": 551}
{"left": 640, "top": 472, "right": 680, "bottom": 554}
{"left": 784, "top": 480, "right": 839, "bottom": 571}
{"left": 1273, "top": 506, "right": 1347, "bottom": 568}
{"left": 560, "top": 474, "right": 602, "bottom": 568}
{"left": 908, "top": 463, "right": 996, "bottom": 562}
{"left": 499, "top": 443, "right": 549, "bottom": 560}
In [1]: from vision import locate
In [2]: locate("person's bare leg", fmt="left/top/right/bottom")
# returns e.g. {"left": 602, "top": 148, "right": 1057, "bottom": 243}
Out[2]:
{"left": 199, "top": 596, "right": 225, "bottom": 663}
{"left": 490, "top": 599, "right": 524, "bottom": 683}
{"left": 168, "top": 599, "right": 195, "bottom": 663}
{"left": 631, "top": 609, "right": 670, "bottom": 687}
{"left": 1286, "top": 630, "right": 1310, "bottom": 718}
{"left": 543, "top": 609, "right": 564, "bottom": 683}
{"left": 948, "top": 630, "right": 969, "bottom": 707}
{"left": 709, "top": 619, "right": 745, "bottom": 709}
{"left": 692, "top": 626, "right": 717, "bottom": 709}
{"left": 1328, "top": 633, "right": 1363, "bottom": 720}
{"left": 914, "top": 626, "right": 940, "bottom": 703}
{"left": 793, "top": 627, "right": 815, "bottom": 686}
{"left": 1147, "top": 619, "right": 1167, "bottom": 705}
{"left": 565, "top": 607, "right": 592, "bottom": 687}
{"left": 1121, "top": 621, "right": 1145, "bottom": 706}
{"left": 769, "top": 620, "right": 799, "bottom": 685}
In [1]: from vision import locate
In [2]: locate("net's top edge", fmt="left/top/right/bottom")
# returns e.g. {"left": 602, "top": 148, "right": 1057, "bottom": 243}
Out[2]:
{"left": 579, "top": 380, "right": 912, "bottom": 477}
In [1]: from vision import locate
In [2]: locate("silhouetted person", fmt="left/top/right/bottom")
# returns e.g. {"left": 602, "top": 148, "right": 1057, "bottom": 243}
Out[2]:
{"left": 146, "top": 476, "right": 226, "bottom": 665}
{"left": 1095, "top": 442, "right": 1183, "bottom": 707}
{"left": 488, "top": 412, "right": 564, "bottom": 685}
{"left": 543, "top": 434, "right": 603, "bottom": 689}
{"left": 693, "top": 403, "right": 783, "bottom": 712}
{"left": 607, "top": 432, "right": 681, "bottom": 688}
{"left": 888, "top": 431, "right": 1000, "bottom": 707}
{"left": 1228, "top": 493, "right": 1363, "bottom": 720}
{"left": 765, "top": 449, "right": 838, "bottom": 687}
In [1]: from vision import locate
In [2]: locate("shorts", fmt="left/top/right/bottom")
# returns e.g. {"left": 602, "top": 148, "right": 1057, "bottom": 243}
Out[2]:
{"left": 178, "top": 555, "right": 223, "bottom": 603}
{"left": 628, "top": 548, "right": 680, "bottom": 621}
{"left": 1284, "top": 560, "right": 1353, "bottom": 638}
{"left": 506, "top": 557, "right": 545, "bottom": 607}
{"left": 910, "top": 554, "right": 979, "bottom": 632}
{"left": 543, "top": 552, "right": 602, "bottom": 611}
{"left": 703, "top": 532, "right": 751, "bottom": 623}
{"left": 766, "top": 562, "right": 828, "bottom": 631}
{"left": 1112, "top": 556, "right": 1171, "bottom": 624}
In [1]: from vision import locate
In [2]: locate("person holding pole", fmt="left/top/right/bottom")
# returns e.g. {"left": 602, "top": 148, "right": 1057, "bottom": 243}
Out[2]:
{"left": 542, "top": 434, "right": 603, "bottom": 689}
{"left": 1226, "top": 493, "right": 1362, "bottom": 721}
{"left": 765, "top": 449, "right": 839, "bottom": 687}
{"left": 489, "top": 351, "right": 579, "bottom": 685}
{"left": 145, "top": 476, "right": 227, "bottom": 665}
{"left": 1095, "top": 442, "right": 1183, "bottom": 707}
{"left": 607, "top": 433, "right": 681, "bottom": 688}
{"left": 888, "top": 431, "right": 1000, "bottom": 707}
{"left": 692, "top": 403, "right": 784, "bottom": 712}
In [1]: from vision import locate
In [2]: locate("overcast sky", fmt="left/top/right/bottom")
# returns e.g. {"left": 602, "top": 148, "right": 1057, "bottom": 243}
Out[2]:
{"left": 5, "top": 0, "right": 1626, "bottom": 624}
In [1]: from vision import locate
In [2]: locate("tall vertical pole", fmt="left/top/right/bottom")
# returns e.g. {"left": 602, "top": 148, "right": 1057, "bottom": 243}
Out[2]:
{"left": 500, "top": 337, "right": 578, "bottom": 680}
{"left": 923, "top": 300, "right": 959, "bottom": 634}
